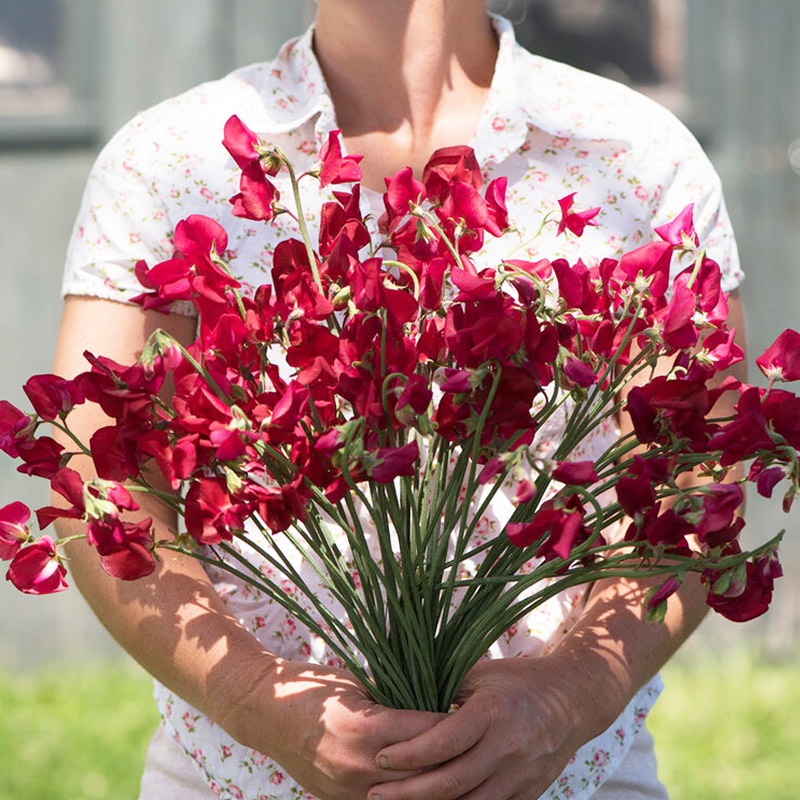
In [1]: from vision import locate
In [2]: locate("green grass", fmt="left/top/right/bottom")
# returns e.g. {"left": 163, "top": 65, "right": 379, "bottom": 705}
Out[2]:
{"left": 0, "top": 661, "right": 158, "bottom": 800}
{"left": 650, "top": 652, "right": 800, "bottom": 800}
{"left": 0, "top": 653, "right": 797, "bottom": 799}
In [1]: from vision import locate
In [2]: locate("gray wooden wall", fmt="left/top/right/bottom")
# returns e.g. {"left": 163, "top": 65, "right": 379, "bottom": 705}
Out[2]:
{"left": 0, "top": 0, "right": 314, "bottom": 667}
{"left": 0, "top": 1, "right": 798, "bottom": 668}
{"left": 686, "top": 0, "right": 800, "bottom": 654}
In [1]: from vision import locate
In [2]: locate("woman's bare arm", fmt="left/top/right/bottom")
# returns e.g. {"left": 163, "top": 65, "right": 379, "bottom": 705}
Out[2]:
{"left": 52, "top": 295, "right": 442, "bottom": 800}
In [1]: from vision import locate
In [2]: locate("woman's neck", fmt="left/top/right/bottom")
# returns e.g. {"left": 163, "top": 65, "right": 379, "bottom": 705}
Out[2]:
{"left": 313, "top": 1, "right": 497, "bottom": 155}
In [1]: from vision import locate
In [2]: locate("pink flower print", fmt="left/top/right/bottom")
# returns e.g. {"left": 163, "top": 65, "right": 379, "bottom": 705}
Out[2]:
{"left": 128, "top": 233, "right": 141, "bottom": 245}
{"left": 228, "top": 785, "right": 244, "bottom": 799}
{"left": 506, "top": 623, "right": 518, "bottom": 637}
{"left": 327, "top": 656, "right": 343, "bottom": 669}
{"left": 281, "top": 579, "right": 297, "bottom": 595}
{"left": 283, "top": 617, "right": 297, "bottom": 636}
{"left": 564, "top": 788, "right": 575, "bottom": 798}
{"left": 559, "top": 776, "right": 569, "bottom": 787}
{"left": 277, "top": 98, "right": 288, "bottom": 110}
{"left": 170, "top": 188, "right": 180, "bottom": 199}
{"left": 491, "top": 116, "right": 506, "bottom": 131}
{"left": 221, "top": 744, "right": 233, "bottom": 759}
{"left": 77, "top": 226, "right": 85, "bottom": 239}
{"left": 606, "top": 193, "right": 617, "bottom": 205}
{"left": 299, "top": 641, "right": 311, "bottom": 658}
{"left": 519, "top": 141, "right": 531, "bottom": 153}
{"left": 474, "top": 516, "right": 490, "bottom": 537}
{"left": 592, "top": 749, "right": 608, "bottom": 768}
{"left": 299, "top": 139, "right": 316, "bottom": 155}
{"left": 182, "top": 710, "right": 197, "bottom": 732}
{"left": 576, "top": 149, "right": 589, "bottom": 159}
{"left": 200, "top": 187, "right": 216, "bottom": 200}
{"left": 634, "top": 185, "right": 649, "bottom": 201}
{"left": 351, "top": 569, "right": 362, "bottom": 589}
{"left": 210, "top": 781, "right": 223, "bottom": 797}
{"left": 271, "top": 772, "right": 284, "bottom": 785}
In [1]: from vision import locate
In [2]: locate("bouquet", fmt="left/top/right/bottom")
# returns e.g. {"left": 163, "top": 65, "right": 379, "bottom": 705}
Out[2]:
{"left": 0, "top": 117, "right": 794, "bottom": 713}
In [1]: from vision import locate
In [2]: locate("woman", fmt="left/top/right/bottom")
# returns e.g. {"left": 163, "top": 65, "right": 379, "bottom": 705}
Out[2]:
{"left": 55, "top": 1, "right": 745, "bottom": 798}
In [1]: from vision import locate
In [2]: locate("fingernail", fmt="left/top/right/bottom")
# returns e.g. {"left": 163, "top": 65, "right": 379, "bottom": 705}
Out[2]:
{"left": 377, "top": 754, "right": 390, "bottom": 769}
{"left": 371, "top": 794, "right": 382, "bottom": 800}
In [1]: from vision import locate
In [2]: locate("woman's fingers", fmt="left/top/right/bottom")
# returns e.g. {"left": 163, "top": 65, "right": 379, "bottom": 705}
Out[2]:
{"left": 375, "top": 701, "right": 487, "bottom": 771}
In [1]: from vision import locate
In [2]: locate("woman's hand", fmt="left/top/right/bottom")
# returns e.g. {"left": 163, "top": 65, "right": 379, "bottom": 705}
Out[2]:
{"left": 221, "top": 658, "right": 446, "bottom": 800}
{"left": 366, "top": 655, "right": 604, "bottom": 800}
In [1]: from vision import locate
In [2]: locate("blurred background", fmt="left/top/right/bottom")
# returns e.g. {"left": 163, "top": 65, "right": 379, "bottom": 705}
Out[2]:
{"left": 0, "top": 1, "right": 798, "bottom": 797}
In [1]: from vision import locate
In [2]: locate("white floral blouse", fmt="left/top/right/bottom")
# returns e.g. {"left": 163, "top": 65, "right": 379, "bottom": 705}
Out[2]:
{"left": 63, "top": 15, "right": 741, "bottom": 800}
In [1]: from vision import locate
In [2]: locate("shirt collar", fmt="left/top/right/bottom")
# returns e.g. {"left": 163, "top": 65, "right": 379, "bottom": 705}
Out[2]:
{"left": 254, "top": 14, "right": 622, "bottom": 160}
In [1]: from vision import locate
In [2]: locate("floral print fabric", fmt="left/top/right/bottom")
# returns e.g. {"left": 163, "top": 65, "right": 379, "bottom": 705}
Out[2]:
{"left": 64, "top": 15, "right": 741, "bottom": 800}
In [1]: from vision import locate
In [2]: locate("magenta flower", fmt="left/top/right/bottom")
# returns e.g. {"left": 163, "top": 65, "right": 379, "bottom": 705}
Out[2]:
{"left": 0, "top": 501, "right": 31, "bottom": 560}
{"left": 756, "top": 329, "right": 800, "bottom": 383}
{"left": 318, "top": 130, "right": 363, "bottom": 187}
{"left": 6, "top": 536, "right": 68, "bottom": 595}
{"left": 368, "top": 442, "right": 420, "bottom": 484}
{"left": 556, "top": 193, "right": 600, "bottom": 237}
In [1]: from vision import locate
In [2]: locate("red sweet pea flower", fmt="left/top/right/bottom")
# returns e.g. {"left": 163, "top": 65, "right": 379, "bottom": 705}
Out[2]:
{"left": 562, "top": 357, "right": 598, "bottom": 388}
{"left": 222, "top": 115, "right": 276, "bottom": 172}
{"left": 422, "top": 145, "right": 483, "bottom": 203}
{"left": 184, "top": 478, "right": 247, "bottom": 545}
{"left": 702, "top": 327, "right": 744, "bottom": 373}
{"left": 755, "top": 329, "right": 800, "bottom": 383}
{"left": 15, "top": 436, "right": 65, "bottom": 479}
{"left": 0, "top": 501, "right": 31, "bottom": 560}
{"left": 656, "top": 282, "right": 699, "bottom": 351}
{"left": 35, "top": 467, "right": 86, "bottom": 529}
{"left": 552, "top": 460, "right": 598, "bottom": 485}
{"left": 654, "top": 203, "right": 699, "bottom": 248}
{"left": 272, "top": 239, "right": 333, "bottom": 320}
{"left": 611, "top": 240, "right": 673, "bottom": 304}
{"left": 695, "top": 484, "right": 744, "bottom": 543}
{"left": 23, "top": 374, "right": 85, "bottom": 421}
{"left": 556, "top": 193, "right": 601, "bottom": 237}
{"left": 318, "top": 130, "right": 363, "bottom": 187}
{"left": 646, "top": 576, "right": 683, "bottom": 615}
{"left": 394, "top": 375, "right": 433, "bottom": 428}
{"left": 484, "top": 177, "right": 509, "bottom": 237}
{"left": 507, "top": 496, "right": 592, "bottom": 561}
{"left": 383, "top": 167, "right": 427, "bottom": 222}
{"left": 6, "top": 535, "right": 68, "bottom": 595}
{"left": 367, "top": 441, "right": 420, "bottom": 484}
{"left": 231, "top": 160, "right": 281, "bottom": 221}
{"left": 0, "top": 400, "right": 35, "bottom": 458}
{"left": 672, "top": 257, "right": 728, "bottom": 326}
{"left": 749, "top": 463, "right": 785, "bottom": 499}
{"left": 87, "top": 517, "right": 156, "bottom": 580}
{"left": 705, "top": 561, "right": 775, "bottom": 622}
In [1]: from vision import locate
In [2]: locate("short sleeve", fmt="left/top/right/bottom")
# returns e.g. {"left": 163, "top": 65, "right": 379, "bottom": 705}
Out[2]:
{"left": 62, "top": 114, "right": 193, "bottom": 314}
{"left": 646, "top": 112, "right": 743, "bottom": 293}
